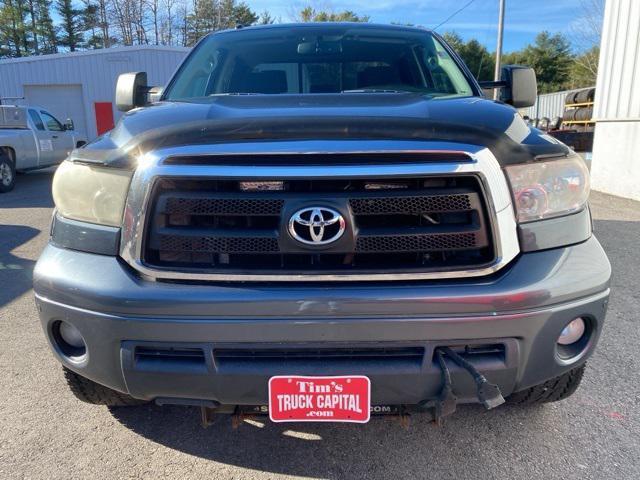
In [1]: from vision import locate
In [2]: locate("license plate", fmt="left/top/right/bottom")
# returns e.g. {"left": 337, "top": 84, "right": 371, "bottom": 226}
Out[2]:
{"left": 268, "top": 375, "right": 371, "bottom": 423}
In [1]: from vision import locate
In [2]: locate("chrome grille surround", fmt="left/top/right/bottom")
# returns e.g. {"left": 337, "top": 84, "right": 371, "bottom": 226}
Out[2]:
{"left": 120, "top": 140, "right": 519, "bottom": 282}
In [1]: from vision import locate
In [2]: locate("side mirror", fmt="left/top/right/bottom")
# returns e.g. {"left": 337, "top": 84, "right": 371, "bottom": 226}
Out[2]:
{"left": 116, "top": 72, "right": 157, "bottom": 112}
{"left": 65, "top": 118, "right": 75, "bottom": 131}
{"left": 500, "top": 65, "right": 537, "bottom": 108}
{"left": 478, "top": 65, "right": 537, "bottom": 108}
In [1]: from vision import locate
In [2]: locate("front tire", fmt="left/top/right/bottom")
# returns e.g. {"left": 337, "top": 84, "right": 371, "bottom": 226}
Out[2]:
{"left": 63, "top": 367, "right": 149, "bottom": 407}
{"left": 0, "top": 153, "right": 16, "bottom": 193}
{"left": 507, "top": 363, "right": 586, "bottom": 405}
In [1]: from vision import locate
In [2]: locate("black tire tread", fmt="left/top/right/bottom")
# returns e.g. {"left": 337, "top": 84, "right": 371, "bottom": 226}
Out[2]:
{"left": 508, "top": 364, "right": 585, "bottom": 405}
{"left": 0, "top": 152, "right": 16, "bottom": 193}
{"left": 63, "top": 367, "right": 148, "bottom": 406}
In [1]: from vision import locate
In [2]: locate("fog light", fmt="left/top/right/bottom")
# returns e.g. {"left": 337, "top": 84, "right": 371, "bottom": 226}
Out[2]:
{"left": 52, "top": 320, "right": 87, "bottom": 360}
{"left": 59, "top": 322, "right": 85, "bottom": 349}
{"left": 558, "top": 317, "right": 586, "bottom": 345}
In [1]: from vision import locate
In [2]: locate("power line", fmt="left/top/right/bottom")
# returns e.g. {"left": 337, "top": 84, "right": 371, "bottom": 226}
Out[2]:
{"left": 433, "top": 0, "right": 478, "bottom": 31}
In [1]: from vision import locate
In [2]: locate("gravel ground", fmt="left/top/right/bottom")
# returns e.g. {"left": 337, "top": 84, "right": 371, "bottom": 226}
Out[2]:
{"left": 0, "top": 170, "right": 638, "bottom": 480}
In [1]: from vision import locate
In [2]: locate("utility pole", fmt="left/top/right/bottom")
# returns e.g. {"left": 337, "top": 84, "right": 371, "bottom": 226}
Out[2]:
{"left": 493, "top": 0, "right": 505, "bottom": 99}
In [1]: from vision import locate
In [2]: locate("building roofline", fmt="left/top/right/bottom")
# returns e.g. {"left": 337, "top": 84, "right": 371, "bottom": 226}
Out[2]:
{"left": 0, "top": 45, "right": 190, "bottom": 65}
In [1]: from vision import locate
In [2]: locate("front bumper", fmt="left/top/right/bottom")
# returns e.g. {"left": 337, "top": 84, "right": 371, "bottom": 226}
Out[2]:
{"left": 34, "top": 237, "right": 611, "bottom": 406}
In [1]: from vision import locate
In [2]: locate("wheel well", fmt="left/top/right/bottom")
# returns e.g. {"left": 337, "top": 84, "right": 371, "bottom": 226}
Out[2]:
{"left": 0, "top": 146, "right": 16, "bottom": 162}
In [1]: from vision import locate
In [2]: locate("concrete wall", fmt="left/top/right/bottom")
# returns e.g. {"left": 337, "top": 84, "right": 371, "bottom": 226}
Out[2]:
{"left": 0, "top": 46, "right": 189, "bottom": 140}
{"left": 591, "top": 0, "right": 640, "bottom": 200}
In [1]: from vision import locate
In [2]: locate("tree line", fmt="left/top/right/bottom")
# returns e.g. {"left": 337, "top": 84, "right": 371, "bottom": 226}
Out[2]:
{"left": 0, "top": 0, "right": 275, "bottom": 55}
{"left": 444, "top": 31, "right": 599, "bottom": 93}
{"left": 0, "top": 1, "right": 600, "bottom": 92}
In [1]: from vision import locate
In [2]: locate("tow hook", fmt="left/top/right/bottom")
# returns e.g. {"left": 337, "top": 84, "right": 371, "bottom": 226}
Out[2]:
{"left": 200, "top": 405, "right": 220, "bottom": 428}
{"left": 231, "top": 408, "right": 259, "bottom": 429}
{"left": 200, "top": 405, "right": 263, "bottom": 429}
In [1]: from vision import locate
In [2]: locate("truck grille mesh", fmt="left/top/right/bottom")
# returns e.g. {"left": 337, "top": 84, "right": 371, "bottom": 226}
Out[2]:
{"left": 356, "top": 233, "right": 478, "bottom": 253}
{"left": 166, "top": 198, "right": 284, "bottom": 216}
{"left": 142, "top": 174, "right": 495, "bottom": 277}
{"left": 349, "top": 194, "right": 473, "bottom": 215}
{"left": 159, "top": 235, "right": 280, "bottom": 254}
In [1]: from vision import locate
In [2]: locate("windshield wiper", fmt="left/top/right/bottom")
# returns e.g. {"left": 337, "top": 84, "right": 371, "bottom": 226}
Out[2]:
{"left": 341, "top": 89, "right": 412, "bottom": 94}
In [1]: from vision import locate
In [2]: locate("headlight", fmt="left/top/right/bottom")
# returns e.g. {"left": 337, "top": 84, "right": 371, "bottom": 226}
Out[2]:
{"left": 52, "top": 161, "right": 133, "bottom": 227}
{"left": 505, "top": 154, "right": 590, "bottom": 223}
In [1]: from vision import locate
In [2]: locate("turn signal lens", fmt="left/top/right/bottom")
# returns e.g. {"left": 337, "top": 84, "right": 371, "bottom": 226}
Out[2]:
{"left": 505, "top": 154, "right": 590, "bottom": 223}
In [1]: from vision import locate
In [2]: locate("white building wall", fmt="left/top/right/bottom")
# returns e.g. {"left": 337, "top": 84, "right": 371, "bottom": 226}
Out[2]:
{"left": 0, "top": 46, "right": 189, "bottom": 139}
{"left": 591, "top": 0, "right": 640, "bottom": 200}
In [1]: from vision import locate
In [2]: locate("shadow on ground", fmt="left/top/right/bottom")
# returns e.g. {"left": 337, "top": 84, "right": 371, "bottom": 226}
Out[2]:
{"left": 1, "top": 170, "right": 55, "bottom": 209}
{"left": 0, "top": 170, "right": 55, "bottom": 307}
{"left": 110, "top": 402, "right": 549, "bottom": 477}
{"left": 0, "top": 225, "right": 39, "bottom": 308}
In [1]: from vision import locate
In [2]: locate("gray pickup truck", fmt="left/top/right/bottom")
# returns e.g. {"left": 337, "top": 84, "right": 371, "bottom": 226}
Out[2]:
{"left": 0, "top": 105, "right": 86, "bottom": 192}
{"left": 34, "top": 23, "right": 611, "bottom": 424}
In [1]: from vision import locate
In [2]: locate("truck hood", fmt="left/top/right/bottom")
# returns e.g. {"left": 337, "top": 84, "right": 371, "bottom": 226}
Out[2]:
{"left": 78, "top": 93, "right": 570, "bottom": 168}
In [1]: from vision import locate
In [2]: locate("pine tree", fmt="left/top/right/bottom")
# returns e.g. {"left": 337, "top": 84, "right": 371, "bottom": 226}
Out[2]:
{"left": 26, "top": 0, "right": 39, "bottom": 53}
{"left": 36, "top": 0, "right": 57, "bottom": 53}
{"left": 14, "top": 0, "right": 30, "bottom": 52}
{"left": 186, "top": 0, "right": 258, "bottom": 45}
{"left": 232, "top": 2, "right": 256, "bottom": 27}
{"left": 258, "top": 9, "right": 274, "bottom": 25}
{"left": 442, "top": 32, "right": 495, "bottom": 81}
{"left": 80, "top": 0, "right": 101, "bottom": 48}
{"left": 186, "top": 0, "right": 216, "bottom": 45}
{"left": 0, "top": 0, "right": 29, "bottom": 56}
{"left": 298, "top": 7, "right": 369, "bottom": 22}
{"left": 56, "top": 0, "right": 82, "bottom": 51}
{"left": 519, "top": 31, "right": 572, "bottom": 93}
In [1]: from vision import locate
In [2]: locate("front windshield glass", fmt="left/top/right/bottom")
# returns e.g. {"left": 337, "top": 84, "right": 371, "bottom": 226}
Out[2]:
{"left": 164, "top": 26, "right": 474, "bottom": 100}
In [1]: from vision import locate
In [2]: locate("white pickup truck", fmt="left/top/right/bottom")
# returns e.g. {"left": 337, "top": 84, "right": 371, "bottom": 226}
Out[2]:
{"left": 0, "top": 105, "right": 87, "bottom": 192}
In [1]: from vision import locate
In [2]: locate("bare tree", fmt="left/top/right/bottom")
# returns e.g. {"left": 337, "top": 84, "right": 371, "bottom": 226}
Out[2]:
{"left": 134, "top": 0, "right": 148, "bottom": 44}
{"left": 158, "top": 0, "right": 176, "bottom": 44}
{"left": 111, "top": 0, "right": 133, "bottom": 44}
{"left": 177, "top": 0, "right": 189, "bottom": 46}
{"left": 569, "top": 0, "right": 604, "bottom": 81}
{"left": 147, "top": 0, "right": 159, "bottom": 44}
{"left": 98, "top": 0, "right": 111, "bottom": 46}
{"left": 571, "top": 0, "right": 604, "bottom": 48}
{"left": 110, "top": 0, "right": 148, "bottom": 45}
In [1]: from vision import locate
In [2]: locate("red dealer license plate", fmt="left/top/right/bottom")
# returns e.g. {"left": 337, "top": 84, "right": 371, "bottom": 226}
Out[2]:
{"left": 269, "top": 375, "right": 371, "bottom": 423}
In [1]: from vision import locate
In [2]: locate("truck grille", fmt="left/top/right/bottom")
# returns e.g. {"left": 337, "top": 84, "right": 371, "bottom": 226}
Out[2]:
{"left": 142, "top": 175, "right": 495, "bottom": 277}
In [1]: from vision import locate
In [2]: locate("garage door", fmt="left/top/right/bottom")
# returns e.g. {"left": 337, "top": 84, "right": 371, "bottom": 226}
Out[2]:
{"left": 24, "top": 84, "right": 88, "bottom": 137}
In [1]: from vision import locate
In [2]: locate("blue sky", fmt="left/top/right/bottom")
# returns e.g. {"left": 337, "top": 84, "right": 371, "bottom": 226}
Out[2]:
{"left": 252, "top": 0, "right": 599, "bottom": 52}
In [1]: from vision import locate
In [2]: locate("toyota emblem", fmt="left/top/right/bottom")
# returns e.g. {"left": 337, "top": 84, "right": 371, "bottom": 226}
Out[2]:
{"left": 288, "top": 207, "right": 346, "bottom": 245}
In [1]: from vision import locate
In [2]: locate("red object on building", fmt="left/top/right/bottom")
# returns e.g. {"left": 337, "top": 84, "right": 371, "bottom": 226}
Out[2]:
{"left": 94, "top": 102, "right": 115, "bottom": 135}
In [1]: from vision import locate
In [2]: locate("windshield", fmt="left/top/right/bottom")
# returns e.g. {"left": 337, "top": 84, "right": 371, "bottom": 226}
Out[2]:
{"left": 164, "top": 26, "right": 475, "bottom": 100}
